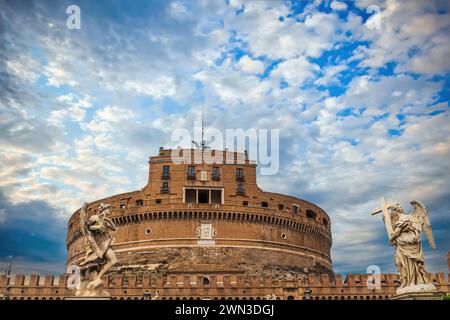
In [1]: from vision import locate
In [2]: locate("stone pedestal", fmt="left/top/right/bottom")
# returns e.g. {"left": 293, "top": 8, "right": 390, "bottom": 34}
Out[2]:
{"left": 391, "top": 291, "right": 444, "bottom": 300}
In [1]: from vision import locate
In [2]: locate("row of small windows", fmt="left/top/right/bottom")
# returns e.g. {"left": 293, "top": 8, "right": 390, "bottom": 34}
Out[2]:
{"left": 109, "top": 211, "right": 331, "bottom": 241}
{"left": 107, "top": 199, "right": 328, "bottom": 227}
{"left": 248, "top": 201, "right": 327, "bottom": 227}
{"left": 186, "top": 166, "right": 222, "bottom": 180}
{"left": 161, "top": 165, "right": 223, "bottom": 181}
{"left": 131, "top": 199, "right": 327, "bottom": 227}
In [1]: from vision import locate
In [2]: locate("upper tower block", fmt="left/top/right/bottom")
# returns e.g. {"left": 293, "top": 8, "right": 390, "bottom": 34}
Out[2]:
{"left": 145, "top": 147, "right": 258, "bottom": 206}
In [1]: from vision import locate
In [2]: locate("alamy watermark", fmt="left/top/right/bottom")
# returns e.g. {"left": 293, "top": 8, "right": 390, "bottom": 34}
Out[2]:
{"left": 170, "top": 121, "right": 280, "bottom": 176}
{"left": 66, "top": 5, "right": 81, "bottom": 30}
{"left": 367, "top": 265, "right": 381, "bottom": 290}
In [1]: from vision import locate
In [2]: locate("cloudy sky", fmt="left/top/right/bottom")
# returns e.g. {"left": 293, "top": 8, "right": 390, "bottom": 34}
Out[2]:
{"left": 0, "top": 0, "right": 449, "bottom": 276}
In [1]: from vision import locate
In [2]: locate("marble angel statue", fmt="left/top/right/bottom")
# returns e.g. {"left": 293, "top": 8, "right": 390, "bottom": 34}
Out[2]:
{"left": 76, "top": 202, "right": 117, "bottom": 295}
{"left": 371, "top": 198, "right": 437, "bottom": 294}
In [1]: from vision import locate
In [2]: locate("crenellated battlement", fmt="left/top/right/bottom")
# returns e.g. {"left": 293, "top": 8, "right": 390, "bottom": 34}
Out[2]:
{"left": 1, "top": 272, "right": 449, "bottom": 300}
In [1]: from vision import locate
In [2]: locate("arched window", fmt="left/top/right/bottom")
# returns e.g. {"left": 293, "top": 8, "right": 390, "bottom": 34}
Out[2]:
{"left": 306, "top": 210, "right": 317, "bottom": 220}
{"left": 135, "top": 199, "right": 144, "bottom": 206}
{"left": 203, "top": 277, "right": 210, "bottom": 285}
{"left": 261, "top": 201, "right": 268, "bottom": 208}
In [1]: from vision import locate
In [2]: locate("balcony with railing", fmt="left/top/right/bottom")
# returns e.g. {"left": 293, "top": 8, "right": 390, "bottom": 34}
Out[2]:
{"left": 161, "top": 172, "right": 170, "bottom": 180}
{"left": 236, "top": 185, "right": 246, "bottom": 195}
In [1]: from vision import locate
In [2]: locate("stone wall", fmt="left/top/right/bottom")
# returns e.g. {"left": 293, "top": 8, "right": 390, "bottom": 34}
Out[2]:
{"left": 1, "top": 272, "right": 449, "bottom": 300}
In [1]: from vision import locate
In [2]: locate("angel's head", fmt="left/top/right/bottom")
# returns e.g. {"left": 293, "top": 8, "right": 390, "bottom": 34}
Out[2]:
{"left": 390, "top": 204, "right": 405, "bottom": 214}
{"left": 389, "top": 204, "right": 405, "bottom": 226}
{"left": 98, "top": 203, "right": 111, "bottom": 215}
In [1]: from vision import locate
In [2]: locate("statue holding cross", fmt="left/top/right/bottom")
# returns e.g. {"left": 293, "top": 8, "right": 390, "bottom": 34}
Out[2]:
{"left": 371, "top": 197, "right": 437, "bottom": 295}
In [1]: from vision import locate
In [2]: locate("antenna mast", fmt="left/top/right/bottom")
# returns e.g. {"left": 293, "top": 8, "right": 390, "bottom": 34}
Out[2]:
{"left": 201, "top": 105, "right": 205, "bottom": 151}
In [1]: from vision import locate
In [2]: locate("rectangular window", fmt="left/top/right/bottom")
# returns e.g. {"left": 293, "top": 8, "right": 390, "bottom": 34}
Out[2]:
{"left": 162, "top": 165, "right": 170, "bottom": 178}
{"left": 292, "top": 204, "right": 300, "bottom": 214}
{"left": 187, "top": 166, "right": 196, "bottom": 179}
{"left": 212, "top": 167, "right": 220, "bottom": 180}
{"left": 185, "top": 189, "right": 196, "bottom": 203}
{"left": 184, "top": 188, "right": 223, "bottom": 204}
{"left": 211, "top": 190, "right": 222, "bottom": 204}
{"left": 161, "top": 181, "right": 169, "bottom": 194}
{"left": 236, "top": 168, "right": 244, "bottom": 179}
{"left": 198, "top": 189, "right": 209, "bottom": 203}
{"left": 236, "top": 182, "right": 245, "bottom": 195}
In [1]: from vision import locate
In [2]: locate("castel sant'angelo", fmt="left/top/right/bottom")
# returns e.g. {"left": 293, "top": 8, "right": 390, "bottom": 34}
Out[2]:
{"left": 1, "top": 147, "right": 449, "bottom": 300}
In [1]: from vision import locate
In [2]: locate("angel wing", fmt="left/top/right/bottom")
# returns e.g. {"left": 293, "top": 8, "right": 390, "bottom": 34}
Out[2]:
{"left": 79, "top": 203, "right": 100, "bottom": 257}
{"left": 80, "top": 203, "right": 89, "bottom": 236}
{"left": 410, "top": 200, "right": 436, "bottom": 249}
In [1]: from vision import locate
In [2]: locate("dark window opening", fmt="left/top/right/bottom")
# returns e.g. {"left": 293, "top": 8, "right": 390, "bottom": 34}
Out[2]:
{"left": 243, "top": 201, "right": 249, "bottom": 206}
{"left": 306, "top": 210, "right": 317, "bottom": 219}
{"left": 261, "top": 201, "right": 269, "bottom": 208}
{"left": 185, "top": 189, "right": 196, "bottom": 203}
{"left": 135, "top": 199, "right": 144, "bottom": 206}
{"left": 212, "top": 167, "right": 221, "bottom": 180}
{"left": 323, "top": 218, "right": 328, "bottom": 227}
{"left": 187, "top": 166, "right": 196, "bottom": 179}
{"left": 155, "top": 199, "right": 161, "bottom": 204}
{"left": 236, "top": 168, "right": 244, "bottom": 181}
{"left": 278, "top": 204, "right": 284, "bottom": 210}
{"left": 236, "top": 183, "right": 245, "bottom": 195}
{"left": 211, "top": 190, "right": 222, "bottom": 204}
{"left": 120, "top": 204, "right": 126, "bottom": 209}
{"left": 161, "top": 182, "right": 169, "bottom": 194}
{"left": 203, "top": 277, "right": 210, "bottom": 285}
{"left": 184, "top": 189, "right": 222, "bottom": 204}
{"left": 292, "top": 205, "right": 299, "bottom": 214}
{"left": 198, "top": 189, "right": 209, "bottom": 203}
{"left": 162, "top": 166, "right": 170, "bottom": 179}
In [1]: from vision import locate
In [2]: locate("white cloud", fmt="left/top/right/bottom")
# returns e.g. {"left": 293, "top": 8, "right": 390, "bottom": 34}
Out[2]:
{"left": 49, "top": 94, "right": 93, "bottom": 125}
{"left": 314, "top": 64, "right": 347, "bottom": 86}
{"left": 5, "top": 55, "right": 40, "bottom": 83}
{"left": 406, "top": 41, "right": 450, "bottom": 75}
{"left": 237, "top": 55, "right": 264, "bottom": 74}
{"left": 272, "top": 56, "right": 320, "bottom": 86}
{"left": 331, "top": 1, "right": 348, "bottom": 11}
{"left": 226, "top": 3, "right": 340, "bottom": 60}
{"left": 44, "top": 61, "right": 79, "bottom": 87}
{"left": 168, "top": 1, "right": 191, "bottom": 21}
{"left": 351, "top": 1, "right": 450, "bottom": 76}
{"left": 125, "top": 77, "right": 177, "bottom": 98}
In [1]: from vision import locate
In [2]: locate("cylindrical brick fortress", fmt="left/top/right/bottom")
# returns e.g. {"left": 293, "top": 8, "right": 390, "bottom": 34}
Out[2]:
{"left": 66, "top": 148, "right": 332, "bottom": 277}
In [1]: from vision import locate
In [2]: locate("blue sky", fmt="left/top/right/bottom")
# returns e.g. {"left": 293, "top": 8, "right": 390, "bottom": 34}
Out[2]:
{"left": 0, "top": 0, "right": 449, "bottom": 276}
